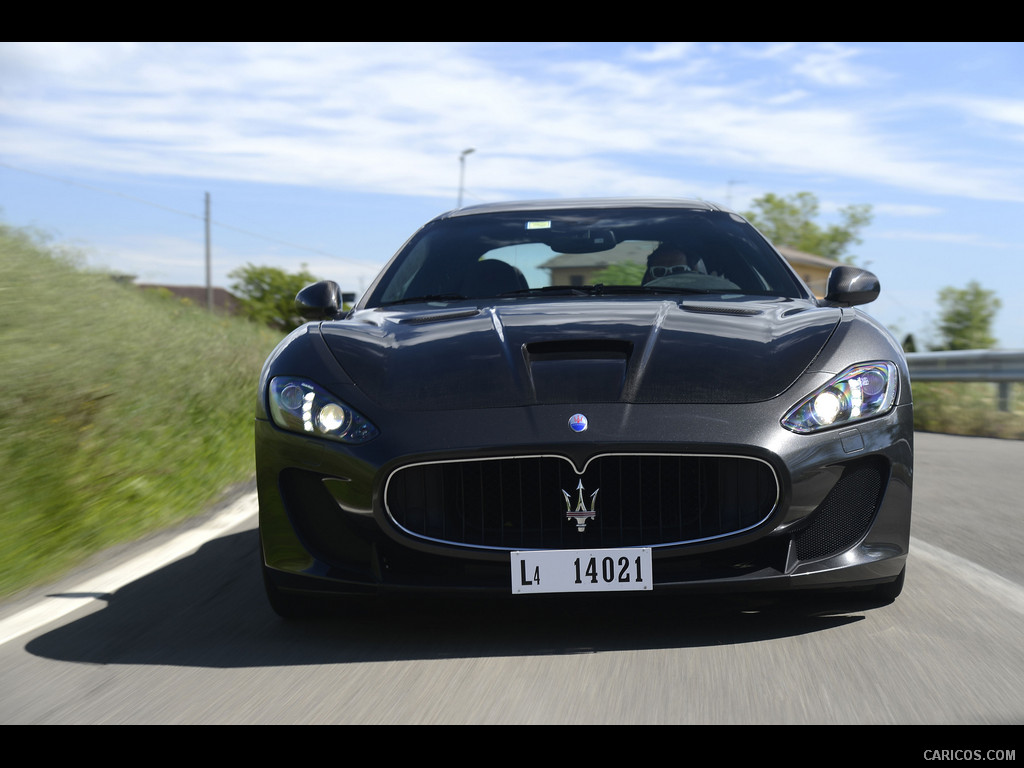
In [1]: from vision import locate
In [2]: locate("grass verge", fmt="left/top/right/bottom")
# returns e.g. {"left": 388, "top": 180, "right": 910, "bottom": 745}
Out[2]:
{"left": 0, "top": 223, "right": 282, "bottom": 598}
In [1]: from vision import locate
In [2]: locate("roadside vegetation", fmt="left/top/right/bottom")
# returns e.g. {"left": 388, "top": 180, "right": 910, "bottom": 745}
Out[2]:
{"left": 909, "top": 280, "right": 1022, "bottom": 438}
{"left": 913, "top": 382, "right": 1024, "bottom": 440}
{"left": 0, "top": 223, "right": 282, "bottom": 598}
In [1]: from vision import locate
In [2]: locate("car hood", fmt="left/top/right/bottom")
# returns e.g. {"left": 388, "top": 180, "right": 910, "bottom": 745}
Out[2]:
{"left": 319, "top": 298, "right": 840, "bottom": 409}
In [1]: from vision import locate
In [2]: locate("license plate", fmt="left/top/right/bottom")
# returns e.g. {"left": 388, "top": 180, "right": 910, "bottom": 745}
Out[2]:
{"left": 511, "top": 548, "right": 652, "bottom": 594}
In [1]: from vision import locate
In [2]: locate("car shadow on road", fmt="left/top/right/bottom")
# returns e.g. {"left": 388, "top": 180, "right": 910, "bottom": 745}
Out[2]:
{"left": 25, "top": 528, "right": 880, "bottom": 668}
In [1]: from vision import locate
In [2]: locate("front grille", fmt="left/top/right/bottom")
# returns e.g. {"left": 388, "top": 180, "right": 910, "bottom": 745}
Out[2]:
{"left": 385, "top": 454, "right": 778, "bottom": 549}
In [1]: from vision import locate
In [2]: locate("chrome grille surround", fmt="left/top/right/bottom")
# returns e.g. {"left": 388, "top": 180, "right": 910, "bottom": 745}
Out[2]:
{"left": 384, "top": 453, "right": 780, "bottom": 551}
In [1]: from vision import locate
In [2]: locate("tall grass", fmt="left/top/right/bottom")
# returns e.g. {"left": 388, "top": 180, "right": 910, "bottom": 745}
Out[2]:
{"left": 0, "top": 223, "right": 282, "bottom": 597}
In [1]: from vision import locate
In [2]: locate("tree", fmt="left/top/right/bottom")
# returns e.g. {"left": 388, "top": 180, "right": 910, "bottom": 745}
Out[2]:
{"left": 932, "top": 281, "right": 1001, "bottom": 351}
{"left": 742, "top": 192, "right": 872, "bottom": 262}
{"left": 229, "top": 263, "right": 321, "bottom": 332}
{"left": 592, "top": 261, "right": 646, "bottom": 285}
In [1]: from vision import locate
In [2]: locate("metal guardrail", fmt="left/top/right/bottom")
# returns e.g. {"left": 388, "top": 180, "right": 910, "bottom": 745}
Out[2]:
{"left": 906, "top": 349, "right": 1024, "bottom": 382}
{"left": 906, "top": 350, "right": 1024, "bottom": 411}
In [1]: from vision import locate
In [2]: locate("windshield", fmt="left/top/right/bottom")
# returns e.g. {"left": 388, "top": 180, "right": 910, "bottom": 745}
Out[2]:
{"left": 364, "top": 207, "right": 808, "bottom": 307}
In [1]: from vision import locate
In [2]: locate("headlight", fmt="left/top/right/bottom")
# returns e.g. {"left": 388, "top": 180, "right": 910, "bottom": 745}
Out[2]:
{"left": 268, "top": 377, "right": 379, "bottom": 444}
{"left": 782, "top": 362, "right": 898, "bottom": 434}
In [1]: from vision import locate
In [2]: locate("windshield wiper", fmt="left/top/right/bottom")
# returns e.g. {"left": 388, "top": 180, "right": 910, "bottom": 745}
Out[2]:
{"left": 379, "top": 293, "right": 468, "bottom": 307}
{"left": 497, "top": 286, "right": 591, "bottom": 297}
{"left": 498, "top": 284, "right": 720, "bottom": 298}
{"left": 591, "top": 284, "right": 716, "bottom": 296}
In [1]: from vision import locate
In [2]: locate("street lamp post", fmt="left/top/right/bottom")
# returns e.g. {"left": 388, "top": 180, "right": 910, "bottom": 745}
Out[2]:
{"left": 458, "top": 148, "right": 475, "bottom": 208}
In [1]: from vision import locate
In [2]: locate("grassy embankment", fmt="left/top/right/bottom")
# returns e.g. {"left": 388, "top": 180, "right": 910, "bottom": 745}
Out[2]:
{"left": 0, "top": 223, "right": 282, "bottom": 598}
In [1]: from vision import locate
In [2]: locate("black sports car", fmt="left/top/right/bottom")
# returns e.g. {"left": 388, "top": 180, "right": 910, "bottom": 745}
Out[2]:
{"left": 256, "top": 198, "right": 912, "bottom": 617}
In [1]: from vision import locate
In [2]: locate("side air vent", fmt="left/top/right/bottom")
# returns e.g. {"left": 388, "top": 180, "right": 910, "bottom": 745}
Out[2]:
{"left": 793, "top": 458, "right": 888, "bottom": 561}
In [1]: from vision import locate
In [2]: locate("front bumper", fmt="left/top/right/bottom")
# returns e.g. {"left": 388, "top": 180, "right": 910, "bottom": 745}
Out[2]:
{"left": 257, "top": 397, "right": 913, "bottom": 598}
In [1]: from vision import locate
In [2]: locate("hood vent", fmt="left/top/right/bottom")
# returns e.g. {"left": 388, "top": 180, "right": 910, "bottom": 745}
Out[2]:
{"left": 525, "top": 339, "right": 632, "bottom": 403}
{"left": 400, "top": 309, "right": 481, "bottom": 325}
{"left": 524, "top": 339, "right": 633, "bottom": 361}
{"left": 682, "top": 303, "right": 763, "bottom": 316}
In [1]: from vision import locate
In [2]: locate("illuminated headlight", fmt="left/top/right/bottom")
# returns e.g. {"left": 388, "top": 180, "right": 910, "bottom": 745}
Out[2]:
{"left": 268, "top": 377, "right": 379, "bottom": 444}
{"left": 782, "top": 362, "right": 898, "bottom": 434}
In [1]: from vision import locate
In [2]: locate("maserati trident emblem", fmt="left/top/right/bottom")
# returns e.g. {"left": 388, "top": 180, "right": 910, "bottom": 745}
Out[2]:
{"left": 562, "top": 479, "right": 598, "bottom": 533}
{"left": 568, "top": 413, "right": 588, "bottom": 432}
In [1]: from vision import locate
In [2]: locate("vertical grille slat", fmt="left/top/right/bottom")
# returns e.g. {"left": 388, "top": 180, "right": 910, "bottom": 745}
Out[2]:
{"left": 385, "top": 454, "right": 779, "bottom": 549}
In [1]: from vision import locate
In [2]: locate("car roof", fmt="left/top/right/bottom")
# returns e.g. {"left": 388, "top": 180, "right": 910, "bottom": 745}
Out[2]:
{"left": 442, "top": 197, "right": 729, "bottom": 220}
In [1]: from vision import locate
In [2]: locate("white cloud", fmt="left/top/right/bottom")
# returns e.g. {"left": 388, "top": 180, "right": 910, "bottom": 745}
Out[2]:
{"left": 876, "top": 229, "right": 1013, "bottom": 248}
{"left": 951, "top": 96, "right": 1024, "bottom": 142}
{"left": 788, "top": 42, "right": 875, "bottom": 87}
{"left": 3, "top": 42, "right": 1024, "bottom": 205}
{"left": 624, "top": 42, "right": 697, "bottom": 63}
{"left": 873, "top": 203, "right": 944, "bottom": 217}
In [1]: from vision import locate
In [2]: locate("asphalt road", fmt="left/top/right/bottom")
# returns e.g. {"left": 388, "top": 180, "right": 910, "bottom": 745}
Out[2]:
{"left": 1, "top": 432, "right": 1022, "bottom": 725}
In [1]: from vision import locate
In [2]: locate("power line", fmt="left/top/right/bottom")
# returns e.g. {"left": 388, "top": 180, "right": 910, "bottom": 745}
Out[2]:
{"left": 1, "top": 160, "right": 202, "bottom": 220}
{"left": 0, "top": 160, "right": 375, "bottom": 266}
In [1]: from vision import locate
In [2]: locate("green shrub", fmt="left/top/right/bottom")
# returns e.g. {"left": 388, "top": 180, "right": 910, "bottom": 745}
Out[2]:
{"left": 912, "top": 381, "right": 1024, "bottom": 439}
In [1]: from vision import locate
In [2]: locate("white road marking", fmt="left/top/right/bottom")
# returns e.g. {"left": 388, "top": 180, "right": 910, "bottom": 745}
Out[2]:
{"left": 0, "top": 493, "right": 258, "bottom": 648}
{"left": 909, "top": 536, "right": 1024, "bottom": 616}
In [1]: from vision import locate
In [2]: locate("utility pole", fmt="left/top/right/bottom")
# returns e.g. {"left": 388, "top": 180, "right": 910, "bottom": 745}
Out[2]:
{"left": 458, "top": 148, "right": 475, "bottom": 208}
{"left": 205, "top": 192, "right": 212, "bottom": 312}
{"left": 726, "top": 180, "right": 743, "bottom": 209}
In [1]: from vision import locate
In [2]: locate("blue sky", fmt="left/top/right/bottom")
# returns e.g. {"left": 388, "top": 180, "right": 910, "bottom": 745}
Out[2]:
{"left": 2, "top": 42, "right": 1023, "bottom": 347}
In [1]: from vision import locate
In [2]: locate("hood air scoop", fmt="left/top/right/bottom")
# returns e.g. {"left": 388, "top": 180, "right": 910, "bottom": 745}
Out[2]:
{"left": 525, "top": 339, "right": 632, "bottom": 404}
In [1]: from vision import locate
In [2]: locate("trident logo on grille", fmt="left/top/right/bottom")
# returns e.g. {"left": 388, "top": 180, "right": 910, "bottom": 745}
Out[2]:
{"left": 562, "top": 479, "right": 599, "bottom": 533}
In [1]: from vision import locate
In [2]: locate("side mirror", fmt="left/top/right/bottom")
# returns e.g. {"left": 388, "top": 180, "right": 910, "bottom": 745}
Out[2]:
{"left": 824, "top": 266, "right": 880, "bottom": 307}
{"left": 295, "top": 280, "right": 342, "bottom": 321}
